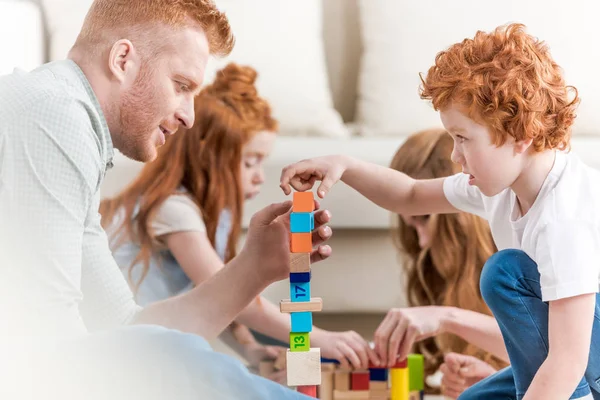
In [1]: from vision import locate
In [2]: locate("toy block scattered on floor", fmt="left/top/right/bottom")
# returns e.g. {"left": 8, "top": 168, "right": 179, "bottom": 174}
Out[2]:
{"left": 333, "top": 390, "right": 369, "bottom": 399}
{"left": 369, "top": 367, "right": 388, "bottom": 382}
{"left": 290, "top": 271, "right": 311, "bottom": 283}
{"left": 290, "top": 252, "right": 311, "bottom": 273}
{"left": 287, "top": 348, "right": 322, "bottom": 386}
{"left": 281, "top": 298, "right": 323, "bottom": 313}
{"left": 350, "top": 371, "right": 370, "bottom": 391}
{"left": 408, "top": 354, "right": 424, "bottom": 400}
{"left": 334, "top": 370, "right": 351, "bottom": 391}
{"left": 298, "top": 385, "right": 318, "bottom": 397}
{"left": 291, "top": 311, "right": 313, "bottom": 332}
{"left": 291, "top": 232, "right": 312, "bottom": 253}
{"left": 293, "top": 192, "right": 315, "bottom": 212}
{"left": 291, "top": 281, "right": 311, "bottom": 302}
{"left": 319, "top": 370, "right": 334, "bottom": 400}
{"left": 291, "top": 212, "right": 315, "bottom": 233}
{"left": 290, "top": 332, "right": 311, "bottom": 352}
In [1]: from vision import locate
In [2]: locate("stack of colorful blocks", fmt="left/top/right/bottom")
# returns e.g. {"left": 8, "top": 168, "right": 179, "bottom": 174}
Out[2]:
{"left": 282, "top": 191, "right": 322, "bottom": 397}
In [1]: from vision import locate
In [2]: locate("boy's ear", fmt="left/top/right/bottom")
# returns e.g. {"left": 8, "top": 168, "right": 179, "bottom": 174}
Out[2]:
{"left": 514, "top": 137, "right": 533, "bottom": 154}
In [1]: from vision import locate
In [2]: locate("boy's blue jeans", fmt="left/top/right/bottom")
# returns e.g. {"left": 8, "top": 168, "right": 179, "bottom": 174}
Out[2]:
{"left": 459, "top": 249, "right": 600, "bottom": 400}
{"left": 14, "top": 325, "right": 312, "bottom": 400}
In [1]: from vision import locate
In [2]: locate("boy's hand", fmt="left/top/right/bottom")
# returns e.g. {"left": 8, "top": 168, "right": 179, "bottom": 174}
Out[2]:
{"left": 280, "top": 155, "right": 350, "bottom": 198}
{"left": 440, "top": 352, "right": 497, "bottom": 399}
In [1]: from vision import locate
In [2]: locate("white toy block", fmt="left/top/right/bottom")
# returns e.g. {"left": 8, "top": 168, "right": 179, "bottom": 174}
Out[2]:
{"left": 286, "top": 348, "right": 321, "bottom": 386}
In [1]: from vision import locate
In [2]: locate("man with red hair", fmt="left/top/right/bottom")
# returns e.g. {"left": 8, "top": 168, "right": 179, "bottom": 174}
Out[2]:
{"left": 0, "top": 1, "right": 330, "bottom": 398}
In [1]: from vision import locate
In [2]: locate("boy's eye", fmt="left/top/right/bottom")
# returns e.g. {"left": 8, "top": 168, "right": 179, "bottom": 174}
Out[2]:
{"left": 176, "top": 81, "right": 190, "bottom": 92}
{"left": 457, "top": 135, "right": 467, "bottom": 143}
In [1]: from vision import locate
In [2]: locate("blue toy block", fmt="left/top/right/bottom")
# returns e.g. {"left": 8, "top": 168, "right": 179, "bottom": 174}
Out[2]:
{"left": 291, "top": 311, "right": 313, "bottom": 332}
{"left": 291, "top": 212, "right": 314, "bottom": 233}
{"left": 290, "top": 271, "right": 311, "bottom": 283}
{"left": 290, "top": 281, "right": 311, "bottom": 302}
{"left": 369, "top": 367, "right": 389, "bottom": 381}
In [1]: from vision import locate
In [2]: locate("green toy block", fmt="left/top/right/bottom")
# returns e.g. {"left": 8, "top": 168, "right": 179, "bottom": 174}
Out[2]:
{"left": 290, "top": 332, "right": 310, "bottom": 352}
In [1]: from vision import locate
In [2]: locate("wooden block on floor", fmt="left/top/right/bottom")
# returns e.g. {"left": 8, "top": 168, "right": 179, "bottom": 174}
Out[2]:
{"left": 293, "top": 191, "right": 315, "bottom": 212}
{"left": 321, "top": 362, "right": 337, "bottom": 371}
{"left": 290, "top": 252, "right": 311, "bottom": 273}
{"left": 291, "top": 232, "right": 312, "bottom": 253}
{"left": 281, "top": 298, "right": 322, "bottom": 313}
{"left": 290, "top": 271, "right": 311, "bottom": 283}
{"left": 286, "top": 348, "right": 321, "bottom": 386}
{"left": 290, "top": 281, "right": 311, "bottom": 302}
{"left": 334, "top": 370, "right": 350, "bottom": 391}
{"left": 291, "top": 212, "right": 314, "bottom": 233}
{"left": 369, "top": 381, "right": 387, "bottom": 390}
{"left": 291, "top": 311, "right": 313, "bottom": 332}
{"left": 319, "top": 371, "right": 334, "bottom": 400}
{"left": 350, "top": 371, "right": 370, "bottom": 390}
{"left": 369, "top": 367, "right": 388, "bottom": 382}
{"left": 409, "top": 392, "right": 422, "bottom": 400}
{"left": 297, "top": 385, "right": 317, "bottom": 397}
{"left": 290, "top": 332, "right": 310, "bottom": 352}
{"left": 369, "top": 388, "right": 388, "bottom": 398}
{"left": 332, "top": 390, "right": 369, "bottom": 399}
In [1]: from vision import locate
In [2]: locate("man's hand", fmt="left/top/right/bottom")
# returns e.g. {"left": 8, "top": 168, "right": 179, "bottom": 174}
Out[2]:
{"left": 440, "top": 352, "right": 497, "bottom": 399}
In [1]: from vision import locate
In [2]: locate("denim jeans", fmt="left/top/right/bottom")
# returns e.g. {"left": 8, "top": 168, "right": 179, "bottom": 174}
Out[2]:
{"left": 459, "top": 249, "right": 600, "bottom": 400}
{"left": 17, "top": 325, "right": 312, "bottom": 400}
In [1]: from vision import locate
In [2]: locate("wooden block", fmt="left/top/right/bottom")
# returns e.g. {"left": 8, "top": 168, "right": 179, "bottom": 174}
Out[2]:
{"left": 291, "top": 311, "right": 313, "bottom": 332}
{"left": 391, "top": 358, "right": 407, "bottom": 369}
{"left": 321, "top": 362, "right": 337, "bottom": 371}
{"left": 369, "top": 381, "right": 388, "bottom": 390}
{"left": 390, "top": 367, "right": 409, "bottom": 400}
{"left": 290, "top": 252, "right": 311, "bottom": 273}
{"left": 332, "top": 390, "right": 369, "bottom": 399}
{"left": 408, "top": 392, "right": 422, "bottom": 400}
{"left": 286, "top": 348, "right": 321, "bottom": 386}
{"left": 290, "top": 332, "right": 310, "bottom": 352}
{"left": 370, "top": 388, "right": 389, "bottom": 397}
{"left": 334, "top": 370, "right": 350, "bottom": 391}
{"left": 319, "top": 371, "right": 334, "bottom": 400}
{"left": 350, "top": 371, "right": 370, "bottom": 390}
{"left": 291, "top": 212, "right": 314, "bottom": 233}
{"left": 369, "top": 367, "right": 389, "bottom": 382}
{"left": 291, "top": 232, "right": 312, "bottom": 253}
{"left": 293, "top": 191, "right": 315, "bottom": 212}
{"left": 281, "top": 298, "right": 322, "bottom": 313}
{"left": 290, "top": 281, "right": 311, "bottom": 302}
{"left": 290, "top": 271, "right": 311, "bottom": 283}
{"left": 408, "top": 354, "right": 424, "bottom": 391}
{"left": 297, "top": 385, "right": 317, "bottom": 397}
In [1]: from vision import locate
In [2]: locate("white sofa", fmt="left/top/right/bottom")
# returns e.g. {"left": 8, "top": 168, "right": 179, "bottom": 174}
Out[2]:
{"left": 5, "top": 0, "right": 600, "bottom": 313}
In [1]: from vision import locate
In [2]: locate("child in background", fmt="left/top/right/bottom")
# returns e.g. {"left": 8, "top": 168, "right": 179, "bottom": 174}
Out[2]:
{"left": 100, "top": 63, "right": 377, "bottom": 376}
{"left": 389, "top": 128, "right": 507, "bottom": 398}
{"left": 280, "top": 23, "right": 600, "bottom": 399}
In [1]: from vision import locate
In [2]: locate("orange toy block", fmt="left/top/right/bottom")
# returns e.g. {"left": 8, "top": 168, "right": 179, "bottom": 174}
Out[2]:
{"left": 291, "top": 233, "right": 312, "bottom": 253}
{"left": 293, "top": 192, "right": 315, "bottom": 213}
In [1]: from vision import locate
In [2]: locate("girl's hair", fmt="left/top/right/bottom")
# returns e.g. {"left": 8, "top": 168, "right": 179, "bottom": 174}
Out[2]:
{"left": 389, "top": 128, "right": 507, "bottom": 380}
{"left": 100, "top": 63, "right": 278, "bottom": 293}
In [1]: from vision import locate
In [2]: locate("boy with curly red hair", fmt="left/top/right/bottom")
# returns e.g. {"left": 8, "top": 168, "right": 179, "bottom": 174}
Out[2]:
{"left": 280, "top": 23, "right": 600, "bottom": 399}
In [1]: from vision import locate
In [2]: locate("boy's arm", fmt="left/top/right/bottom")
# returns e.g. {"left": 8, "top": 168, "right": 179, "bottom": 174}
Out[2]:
{"left": 280, "top": 155, "right": 459, "bottom": 216}
{"left": 523, "top": 293, "right": 595, "bottom": 400}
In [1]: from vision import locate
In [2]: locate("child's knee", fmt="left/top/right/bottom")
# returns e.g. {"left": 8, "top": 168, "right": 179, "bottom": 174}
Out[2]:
{"left": 480, "top": 249, "right": 535, "bottom": 309}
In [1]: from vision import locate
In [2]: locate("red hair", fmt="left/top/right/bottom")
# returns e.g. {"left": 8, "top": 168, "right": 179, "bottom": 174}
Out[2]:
{"left": 420, "top": 23, "right": 579, "bottom": 152}
{"left": 100, "top": 63, "right": 277, "bottom": 292}
{"left": 73, "top": 0, "right": 234, "bottom": 57}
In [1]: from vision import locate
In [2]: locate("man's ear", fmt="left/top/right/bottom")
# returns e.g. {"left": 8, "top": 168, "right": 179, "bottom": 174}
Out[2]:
{"left": 108, "top": 39, "right": 139, "bottom": 84}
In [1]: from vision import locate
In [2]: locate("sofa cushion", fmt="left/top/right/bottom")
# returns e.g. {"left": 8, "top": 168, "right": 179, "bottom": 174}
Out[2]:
{"left": 355, "top": 0, "right": 600, "bottom": 137}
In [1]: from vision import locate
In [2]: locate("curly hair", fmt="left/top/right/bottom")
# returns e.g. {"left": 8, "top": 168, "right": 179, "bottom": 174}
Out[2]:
{"left": 420, "top": 23, "right": 579, "bottom": 152}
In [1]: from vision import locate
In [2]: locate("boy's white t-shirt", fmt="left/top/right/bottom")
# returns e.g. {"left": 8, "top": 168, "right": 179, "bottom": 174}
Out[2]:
{"left": 443, "top": 151, "right": 600, "bottom": 302}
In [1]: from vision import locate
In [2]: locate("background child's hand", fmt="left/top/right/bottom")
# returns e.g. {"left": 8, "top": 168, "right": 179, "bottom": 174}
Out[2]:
{"left": 245, "top": 343, "right": 288, "bottom": 384}
{"left": 280, "top": 155, "right": 350, "bottom": 198}
{"left": 374, "top": 306, "right": 449, "bottom": 366}
{"left": 312, "top": 329, "right": 380, "bottom": 370}
{"left": 440, "top": 352, "right": 497, "bottom": 399}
